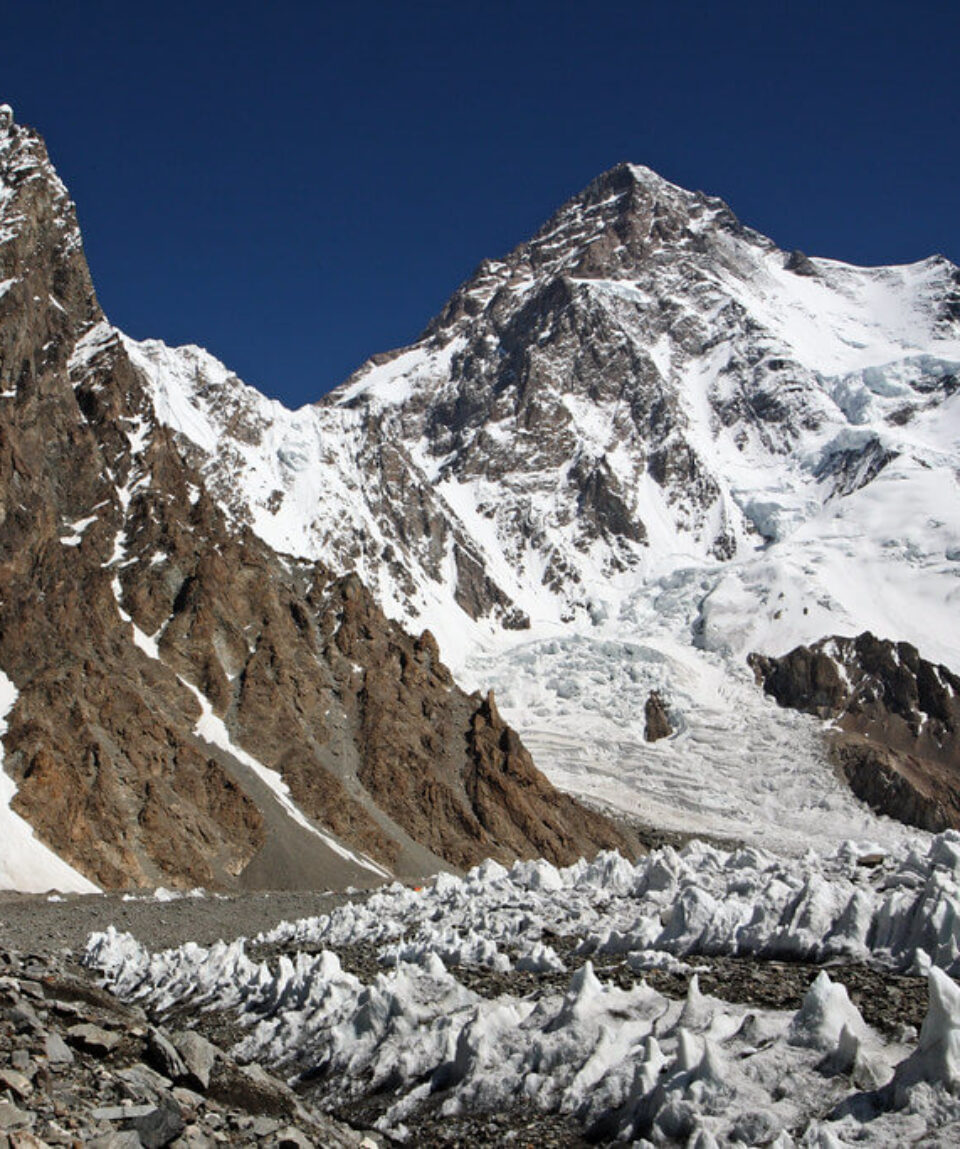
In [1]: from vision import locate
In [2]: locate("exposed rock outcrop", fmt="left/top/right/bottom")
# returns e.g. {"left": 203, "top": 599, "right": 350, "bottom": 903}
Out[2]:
{"left": 644, "top": 692, "right": 672, "bottom": 743}
{"left": 325, "top": 582, "right": 635, "bottom": 869}
{"left": 750, "top": 633, "right": 960, "bottom": 831}
{"left": 784, "top": 249, "right": 819, "bottom": 277}
{"left": 0, "top": 108, "right": 633, "bottom": 890}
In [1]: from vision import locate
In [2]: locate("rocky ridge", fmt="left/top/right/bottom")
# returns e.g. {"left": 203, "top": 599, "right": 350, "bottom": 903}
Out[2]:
{"left": 0, "top": 105, "right": 633, "bottom": 891}
{"left": 751, "top": 633, "right": 960, "bottom": 832}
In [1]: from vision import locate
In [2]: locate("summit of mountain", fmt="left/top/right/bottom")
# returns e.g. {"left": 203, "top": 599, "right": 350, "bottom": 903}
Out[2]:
{"left": 128, "top": 151, "right": 960, "bottom": 855}
{"left": 138, "top": 155, "right": 960, "bottom": 659}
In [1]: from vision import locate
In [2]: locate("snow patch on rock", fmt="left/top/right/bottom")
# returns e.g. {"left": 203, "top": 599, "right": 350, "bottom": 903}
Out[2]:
{"left": 0, "top": 671, "right": 98, "bottom": 893}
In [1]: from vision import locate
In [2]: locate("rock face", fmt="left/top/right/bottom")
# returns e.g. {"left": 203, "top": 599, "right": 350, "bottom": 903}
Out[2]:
{"left": 750, "top": 634, "right": 960, "bottom": 831}
{"left": 0, "top": 108, "right": 633, "bottom": 890}
{"left": 644, "top": 692, "right": 672, "bottom": 743}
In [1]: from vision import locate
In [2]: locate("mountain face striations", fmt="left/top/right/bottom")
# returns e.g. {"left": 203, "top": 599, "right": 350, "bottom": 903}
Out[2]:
{"left": 2, "top": 101, "right": 960, "bottom": 887}
{"left": 0, "top": 106, "right": 633, "bottom": 891}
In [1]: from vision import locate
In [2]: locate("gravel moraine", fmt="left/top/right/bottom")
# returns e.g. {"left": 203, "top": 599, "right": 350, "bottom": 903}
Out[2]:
{"left": 0, "top": 889, "right": 367, "bottom": 955}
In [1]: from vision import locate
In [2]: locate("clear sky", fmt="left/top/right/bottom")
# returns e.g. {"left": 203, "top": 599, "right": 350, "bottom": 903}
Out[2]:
{"left": 3, "top": 1, "right": 957, "bottom": 406}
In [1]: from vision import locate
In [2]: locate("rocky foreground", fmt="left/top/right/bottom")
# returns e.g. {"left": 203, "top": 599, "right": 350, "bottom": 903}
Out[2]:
{"left": 0, "top": 940, "right": 375, "bottom": 1147}
{"left": 0, "top": 885, "right": 938, "bottom": 1149}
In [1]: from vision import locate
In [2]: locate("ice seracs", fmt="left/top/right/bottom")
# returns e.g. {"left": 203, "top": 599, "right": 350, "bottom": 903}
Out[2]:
{"left": 788, "top": 971, "right": 869, "bottom": 1051}
{"left": 891, "top": 967, "right": 960, "bottom": 1105}
{"left": 84, "top": 842, "right": 960, "bottom": 1144}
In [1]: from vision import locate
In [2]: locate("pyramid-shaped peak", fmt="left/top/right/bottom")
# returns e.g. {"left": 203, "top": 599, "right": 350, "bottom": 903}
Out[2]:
{"left": 505, "top": 158, "right": 747, "bottom": 286}
{"left": 624, "top": 161, "right": 686, "bottom": 193}
{"left": 583, "top": 160, "right": 699, "bottom": 205}
{"left": 560, "top": 160, "right": 744, "bottom": 247}
{"left": 420, "top": 158, "right": 752, "bottom": 337}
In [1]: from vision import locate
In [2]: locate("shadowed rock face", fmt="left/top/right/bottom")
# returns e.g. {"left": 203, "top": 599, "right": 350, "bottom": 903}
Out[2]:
{"left": 750, "top": 634, "right": 960, "bottom": 831}
{"left": 0, "top": 112, "right": 634, "bottom": 889}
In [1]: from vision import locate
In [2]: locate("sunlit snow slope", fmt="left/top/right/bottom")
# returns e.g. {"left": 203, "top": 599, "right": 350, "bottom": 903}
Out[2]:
{"left": 126, "top": 162, "right": 960, "bottom": 854}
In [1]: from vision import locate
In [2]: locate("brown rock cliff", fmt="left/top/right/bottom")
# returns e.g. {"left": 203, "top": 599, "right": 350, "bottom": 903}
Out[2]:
{"left": 0, "top": 110, "right": 634, "bottom": 889}
{"left": 750, "top": 633, "right": 960, "bottom": 832}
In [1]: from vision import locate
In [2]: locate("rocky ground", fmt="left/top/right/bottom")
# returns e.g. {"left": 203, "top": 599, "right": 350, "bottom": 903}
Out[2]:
{"left": 0, "top": 943, "right": 376, "bottom": 1147}
{"left": 0, "top": 889, "right": 931, "bottom": 1147}
{"left": 0, "top": 891, "right": 364, "bottom": 956}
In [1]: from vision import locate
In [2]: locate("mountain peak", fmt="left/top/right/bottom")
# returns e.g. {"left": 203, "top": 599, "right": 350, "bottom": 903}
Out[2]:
{"left": 625, "top": 161, "right": 667, "bottom": 183}
{"left": 416, "top": 159, "right": 749, "bottom": 339}
{"left": 594, "top": 160, "right": 684, "bottom": 196}
{"left": 520, "top": 158, "right": 757, "bottom": 288}
{"left": 578, "top": 160, "right": 730, "bottom": 219}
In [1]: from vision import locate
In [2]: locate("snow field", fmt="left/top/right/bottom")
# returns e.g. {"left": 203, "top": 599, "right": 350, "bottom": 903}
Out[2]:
{"left": 87, "top": 834, "right": 960, "bottom": 1143}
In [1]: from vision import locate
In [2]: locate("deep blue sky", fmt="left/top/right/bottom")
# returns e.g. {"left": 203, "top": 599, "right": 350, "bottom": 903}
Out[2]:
{"left": 3, "top": 2, "right": 957, "bottom": 406}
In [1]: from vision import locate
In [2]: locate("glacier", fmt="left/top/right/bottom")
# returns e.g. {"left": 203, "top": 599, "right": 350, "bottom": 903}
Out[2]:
{"left": 86, "top": 832, "right": 960, "bottom": 1144}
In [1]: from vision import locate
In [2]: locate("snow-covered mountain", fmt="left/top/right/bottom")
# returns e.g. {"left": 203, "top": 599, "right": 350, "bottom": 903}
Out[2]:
{"left": 6, "top": 105, "right": 960, "bottom": 1149}
{"left": 127, "top": 161, "right": 960, "bottom": 854}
